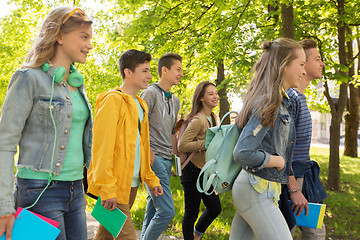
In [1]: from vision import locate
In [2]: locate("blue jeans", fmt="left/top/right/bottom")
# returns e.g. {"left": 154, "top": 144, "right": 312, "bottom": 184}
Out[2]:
{"left": 140, "top": 155, "right": 175, "bottom": 240}
{"left": 230, "top": 171, "right": 292, "bottom": 240}
{"left": 181, "top": 162, "right": 222, "bottom": 240}
{"left": 15, "top": 178, "right": 87, "bottom": 240}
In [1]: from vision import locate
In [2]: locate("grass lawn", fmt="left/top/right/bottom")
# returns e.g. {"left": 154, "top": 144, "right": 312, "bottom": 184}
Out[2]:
{"left": 86, "top": 147, "right": 360, "bottom": 239}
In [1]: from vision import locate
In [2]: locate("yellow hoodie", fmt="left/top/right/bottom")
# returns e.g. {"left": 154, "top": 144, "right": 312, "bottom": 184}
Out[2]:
{"left": 87, "top": 87, "right": 160, "bottom": 204}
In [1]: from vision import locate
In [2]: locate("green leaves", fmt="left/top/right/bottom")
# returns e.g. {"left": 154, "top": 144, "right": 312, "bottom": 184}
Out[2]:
{"left": 0, "top": 0, "right": 359, "bottom": 115}
{"left": 0, "top": 4, "right": 48, "bottom": 106}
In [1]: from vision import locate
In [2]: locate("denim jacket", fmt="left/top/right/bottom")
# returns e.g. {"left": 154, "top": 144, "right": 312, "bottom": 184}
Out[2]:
{"left": 0, "top": 67, "right": 92, "bottom": 216}
{"left": 233, "top": 96, "right": 295, "bottom": 184}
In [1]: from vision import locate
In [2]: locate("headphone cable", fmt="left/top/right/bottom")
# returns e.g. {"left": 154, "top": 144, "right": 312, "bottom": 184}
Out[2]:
{"left": 25, "top": 74, "right": 57, "bottom": 209}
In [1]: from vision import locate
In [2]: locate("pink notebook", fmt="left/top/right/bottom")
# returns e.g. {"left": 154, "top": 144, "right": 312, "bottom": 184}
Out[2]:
{"left": 15, "top": 207, "right": 60, "bottom": 228}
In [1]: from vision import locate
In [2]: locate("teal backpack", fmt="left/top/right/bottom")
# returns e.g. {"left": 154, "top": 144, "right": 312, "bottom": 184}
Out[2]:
{"left": 196, "top": 111, "right": 242, "bottom": 195}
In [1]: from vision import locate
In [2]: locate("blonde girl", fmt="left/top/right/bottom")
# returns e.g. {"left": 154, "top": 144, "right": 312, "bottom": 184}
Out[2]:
{"left": 230, "top": 38, "right": 306, "bottom": 240}
{"left": 0, "top": 6, "right": 93, "bottom": 240}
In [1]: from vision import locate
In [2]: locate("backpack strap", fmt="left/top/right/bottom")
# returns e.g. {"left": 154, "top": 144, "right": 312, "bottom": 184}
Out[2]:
{"left": 196, "top": 159, "right": 217, "bottom": 195}
{"left": 203, "top": 173, "right": 218, "bottom": 195}
{"left": 176, "top": 118, "right": 196, "bottom": 169}
{"left": 181, "top": 152, "right": 195, "bottom": 170}
{"left": 219, "top": 111, "right": 238, "bottom": 127}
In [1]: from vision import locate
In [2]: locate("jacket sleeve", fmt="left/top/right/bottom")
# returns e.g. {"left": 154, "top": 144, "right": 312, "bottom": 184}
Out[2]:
{"left": 178, "top": 116, "right": 206, "bottom": 153}
{"left": 233, "top": 113, "right": 271, "bottom": 170}
{"left": 0, "top": 70, "right": 34, "bottom": 216}
{"left": 90, "top": 94, "right": 121, "bottom": 200}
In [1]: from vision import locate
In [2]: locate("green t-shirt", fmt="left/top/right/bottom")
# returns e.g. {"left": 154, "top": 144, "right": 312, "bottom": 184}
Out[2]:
{"left": 131, "top": 98, "right": 144, "bottom": 187}
{"left": 159, "top": 86, "right": 171, "bottom": 99}
{"left": 17, "top": 89, "right": 89, "bottom": 181}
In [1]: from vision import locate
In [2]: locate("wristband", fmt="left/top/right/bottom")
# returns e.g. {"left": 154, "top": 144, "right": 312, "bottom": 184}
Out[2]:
{"left": 0, "top": 213, "right": 14, "bottom": 219}
{"left": 288, "top": 186, "right": 300, "bottom": 193}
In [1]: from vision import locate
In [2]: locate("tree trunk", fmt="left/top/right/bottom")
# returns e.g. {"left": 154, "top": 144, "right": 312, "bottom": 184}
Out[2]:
{"left": 215, "top": 59, "right": 230, "bottom": 124}
{"left": 326, "top": 0, "right": 348, "bottom": 190}
{"left": 327, "top": 98, "right": 343, "bottom": 190}
{"left": 344, "top": 26, "right": 359, "bottom": 157}
{"left": 267, "top": 3, "right": 279, "bottom": 23}
{"left": 281, "top": 2, "right": 294, "bottom": 39}
{"left": 344, "top": 84, "right": 359, "bottom": 157}
{"left": 358, "top": 28, "right": 360, "bottom": 99}
{"left": 358, "top": 28, "right": 360, "bottom": 118}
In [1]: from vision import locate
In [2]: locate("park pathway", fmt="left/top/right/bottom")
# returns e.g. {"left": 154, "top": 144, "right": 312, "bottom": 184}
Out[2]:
{"left": 86, "top": 211, "right": 182, "bottom": 240}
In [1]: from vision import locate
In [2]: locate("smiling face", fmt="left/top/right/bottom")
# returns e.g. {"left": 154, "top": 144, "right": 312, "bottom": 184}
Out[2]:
{"left": 162, "top": 59, "right": 183, "bottom": 86}
{"left": 304, "top": 48, "right": 325, "bottom": 80}
{"left": 201, "top": 84, "right": 219, "bottom": 110}
{"left": 125, "top": 61, "right": 152, "bottom": 90}
{"left": 57, "top": 24, "right": 93, "bottom": 64}
{"left": 282, "top": 48, "right": 307, "bottom": 90}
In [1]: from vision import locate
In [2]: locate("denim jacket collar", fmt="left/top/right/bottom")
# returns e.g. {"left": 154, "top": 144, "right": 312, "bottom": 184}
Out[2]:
{"left": 282, "top": 91, "right": 292, "bottom": 108}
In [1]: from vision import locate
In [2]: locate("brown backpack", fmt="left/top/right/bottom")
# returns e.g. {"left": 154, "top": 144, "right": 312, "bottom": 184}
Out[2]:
{"left": 174, "top": 119, "right": 195, "bottom": 169}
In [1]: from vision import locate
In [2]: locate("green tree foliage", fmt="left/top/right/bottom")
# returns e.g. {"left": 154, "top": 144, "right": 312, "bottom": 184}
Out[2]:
{"left": 108, "top": 0, "right": 288, "bottom": 115}
{"left": 0, "top": 2, "right": 47, "bottom": 107}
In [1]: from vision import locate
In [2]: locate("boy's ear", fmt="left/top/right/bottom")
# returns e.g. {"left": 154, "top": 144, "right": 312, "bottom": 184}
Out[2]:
{"left": 161, "top": 66, "right": 168, "bottom": 75}
{"left": 124, "top": 68, "right": 132, "bottom": 78}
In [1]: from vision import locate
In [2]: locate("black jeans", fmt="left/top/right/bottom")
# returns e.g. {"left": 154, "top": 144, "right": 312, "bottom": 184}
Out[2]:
{"left": 181, "top": 162, "right": 222, "bottom": 240}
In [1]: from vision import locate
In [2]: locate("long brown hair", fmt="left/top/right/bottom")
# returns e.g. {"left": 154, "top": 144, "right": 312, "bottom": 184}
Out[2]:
{"left": 188, "top": 81, "right": 217, "bottom": 125}
{"left": 22, "top": 6, "right": 92, "bottom": 68}
{"left": 236, "top": 38, "right": 302, "bottom": 128}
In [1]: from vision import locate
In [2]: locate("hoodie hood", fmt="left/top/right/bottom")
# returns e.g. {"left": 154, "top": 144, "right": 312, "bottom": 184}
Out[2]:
{"left": 96, "top": 86, "right": 140, "bottom": 105}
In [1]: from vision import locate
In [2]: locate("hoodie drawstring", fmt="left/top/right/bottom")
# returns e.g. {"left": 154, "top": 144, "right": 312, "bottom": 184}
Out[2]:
{"left": 161, "top": 90, "right": 176, "bottom": 123}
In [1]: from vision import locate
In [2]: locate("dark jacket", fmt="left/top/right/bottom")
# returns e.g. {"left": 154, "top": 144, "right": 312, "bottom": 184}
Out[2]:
{"left": 279, "top": 160, "right": 328, "bottom": 229}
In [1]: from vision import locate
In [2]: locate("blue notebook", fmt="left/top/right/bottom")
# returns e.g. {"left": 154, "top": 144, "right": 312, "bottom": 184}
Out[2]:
{"left": 91, "top": 196, "right": 127, "bottom": 238}
{"left": 291, "top": 202, "right": 326, "bottom": 229}
{"left": 172, "top": 155, "right": 182, "bottom": 176}
{"left": 0, "top": 208, "right": 60, "bottom": 240}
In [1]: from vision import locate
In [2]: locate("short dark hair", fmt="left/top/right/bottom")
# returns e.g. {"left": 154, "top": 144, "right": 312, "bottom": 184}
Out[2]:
{"left": 298, "top": 39, "right": 317, "bottom": 50}
{"left": 157, "top": 53, "right": 182, "bottom": 77}
{"left": 119, "top": 49, "right": 152, "bottom": 79}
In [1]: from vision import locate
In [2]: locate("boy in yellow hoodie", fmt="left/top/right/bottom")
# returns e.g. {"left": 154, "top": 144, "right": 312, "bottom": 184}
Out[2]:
{"left": 87, "top": 49, "right": 163, "bottom": 240}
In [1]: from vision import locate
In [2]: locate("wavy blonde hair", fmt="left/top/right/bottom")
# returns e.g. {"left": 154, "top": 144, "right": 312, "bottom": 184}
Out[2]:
{"left": 236, "top": 38, "right": 302, "bottom": 128}
{"left": 22, "top": 6, "right": 92, "bottom": 68}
